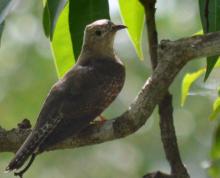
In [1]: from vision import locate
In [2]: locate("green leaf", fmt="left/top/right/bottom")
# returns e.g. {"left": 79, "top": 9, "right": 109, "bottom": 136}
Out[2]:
{"left": 181, "top": 59, "right": 220, "bottom": 106}
{"left": 69, "top": 0, "right": 110, "bottom": 59}
{"left": 210, "top": 97, "right": 220, "bottom": 120}
{"left": 205, "top": 55, "right": 219, "bottom": 81}
{"left": 118, "top": 0, "right": 144, "bottom": 60}
{"left": 212, "top": 124, "right": 220, "bottom": 158}
{"left": 199, "top": 0, "right": 220, "bottom": 80}
{"left": 194, "top": 30, "right": 203, "bottom": 35}
{"left": 181, "top": 68, "right": 206, "bottom": 106}
{"left": 209, "top": 124, "right": 220, "bottom": 178}
{"left": 51, "top": 2, "right": 75, "bottom": 78}
{"left": 43, "top": 0, "right": 67, "bottom": 40}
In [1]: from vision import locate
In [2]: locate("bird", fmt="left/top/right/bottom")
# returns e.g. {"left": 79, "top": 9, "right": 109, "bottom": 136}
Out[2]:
{"left": 5, "top": 19, "right": 126, "bottom": 177}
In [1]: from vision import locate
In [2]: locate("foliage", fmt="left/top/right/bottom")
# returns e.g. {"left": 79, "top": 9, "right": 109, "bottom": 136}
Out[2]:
{"left": 199, "top": 0, "right": 220, "bottom": 80}
{"left": 50, "top": 3, "right": 74, "bottom": 78}
{"left": 210, "top": 97, "right": 220, "bottom": 120}
{"left": 181, "top": 68, "right": 206, "bottom": 106}
{"left": 181, "top": 60, "right": 220, "bottom": 119}
{"left": 118, "top": 0, "right": 144, "bottom": 59}
{"left": 1, "top": 0, "right": 220, "bottom": 178}
{"left": 68, "top": 0, "right": 110, "bottom": 60}
{"left": 42, "top": 0, "right": 67, "bottom": 40}
{"left": 210, "top": 124, "right": 220, "bottom": 178}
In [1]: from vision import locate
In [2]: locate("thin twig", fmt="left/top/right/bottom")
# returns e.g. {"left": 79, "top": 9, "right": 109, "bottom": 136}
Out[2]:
{"left": 140, "top": 0, "right": 158, "bottom": 68}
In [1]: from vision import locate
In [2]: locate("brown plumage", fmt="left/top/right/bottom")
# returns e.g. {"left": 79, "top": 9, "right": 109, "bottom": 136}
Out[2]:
{"left": 6, "top": 19, "right": 126, "bottom": 177}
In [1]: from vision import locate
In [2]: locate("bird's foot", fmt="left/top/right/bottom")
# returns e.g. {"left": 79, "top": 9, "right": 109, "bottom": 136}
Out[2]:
{"left": 91, "top": 115, "right": 107, "bottom": 125}
{"left": 98, "top": 115, "right": 107, "bottom": 123}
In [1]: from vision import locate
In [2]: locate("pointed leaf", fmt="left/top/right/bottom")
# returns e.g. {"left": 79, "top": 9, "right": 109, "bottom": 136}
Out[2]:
{"left": 199, "top": 0, "right": 220, "bottom": 80}
{"left": 69, "top": 0, "right": 110, "bottom": 59}
{"left": 43, "top": 0, "right": 67, "bottom": 39}
{"left": 181, "top": 68, "right": 206, "bottom": 106}
{"left": 181, "top": 60, "right": 220, "bottom": 106}
{"left": 51, "top": 2, "right": 75, "bottom": 78}
{"left": 210, "top": 97, "right": 220, "bottom": 120}
{"left": 205, "top": 56, "right": 219, "bottom": 80}
{"left": 118, "top": 0, "right": 144, "bottom": 60}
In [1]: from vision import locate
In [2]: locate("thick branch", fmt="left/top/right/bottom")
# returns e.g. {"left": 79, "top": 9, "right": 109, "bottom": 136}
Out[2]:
{"left": 1, "top": 31, "right": 220, "bottom": 153}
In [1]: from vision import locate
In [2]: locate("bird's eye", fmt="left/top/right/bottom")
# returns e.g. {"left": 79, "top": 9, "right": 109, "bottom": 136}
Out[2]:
{"left": 95, "top": 30, "right": 102, "bottom": 36}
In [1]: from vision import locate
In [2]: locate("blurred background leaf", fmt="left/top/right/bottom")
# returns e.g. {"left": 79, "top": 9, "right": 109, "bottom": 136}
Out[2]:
{"left": 199, "top": 0, "right": 220, "bottom": 80}
{"left": 0, "top": 0, "right": 17, "bottom": 43}
{"left": 209, "top": 124, "right": 220, "bottom": 178}
{"left": 69, "top": 0, "right": 110, "bottom": 59}
{"left": 42, "top": 0, "right": 67, "bottom": 39}
{"left": 118, "top": 0, "right": 144, "bottom": 60}
{"left": 50, "top": 2, "right": 74, "bottom": 78}
{"left": 209, "top": 97, "right": 220, "bottom": 120}
{"left": 0, "top": 21, "right": 5, "bottom": 44}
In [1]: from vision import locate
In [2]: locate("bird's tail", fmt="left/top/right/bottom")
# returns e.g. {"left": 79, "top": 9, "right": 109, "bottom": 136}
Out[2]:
{"left": 5, "top": 132, "right": 39, "bottom": 172}
{"left": 5, "top": 117, "right": 61, "bottom": 172}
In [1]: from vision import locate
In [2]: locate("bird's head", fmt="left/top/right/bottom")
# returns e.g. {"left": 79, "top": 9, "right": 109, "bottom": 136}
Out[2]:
{"left": 82, "top": 19, "right": 127, "bottom": 56}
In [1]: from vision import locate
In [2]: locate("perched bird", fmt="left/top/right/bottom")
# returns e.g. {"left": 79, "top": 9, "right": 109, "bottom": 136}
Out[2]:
{"left": 6, "top": 19, "right": 126, "bottom": 177}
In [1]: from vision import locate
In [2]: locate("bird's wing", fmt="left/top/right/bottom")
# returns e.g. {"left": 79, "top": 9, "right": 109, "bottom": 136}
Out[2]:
{"left": 35, "top": 63, "right": 96, "bottom": 127}
{"left": 6, "top": 64, "right": 95, "bottom": 171}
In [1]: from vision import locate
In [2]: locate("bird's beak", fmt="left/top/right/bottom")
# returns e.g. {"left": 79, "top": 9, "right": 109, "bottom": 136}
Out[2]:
{"left": 112, "top": 24, "right": 127, "bottom": 31}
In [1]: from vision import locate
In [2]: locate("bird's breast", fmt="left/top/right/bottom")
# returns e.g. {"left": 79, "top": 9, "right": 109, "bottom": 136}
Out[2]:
{"left": 94, "top": 66, "right": 125, "bottom": 112}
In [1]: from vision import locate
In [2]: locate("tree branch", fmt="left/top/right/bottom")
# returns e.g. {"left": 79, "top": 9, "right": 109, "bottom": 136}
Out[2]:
{"left": 1, "top": 31, "right": 220, "bottom": 153}
{"left": 159, "top": 94, "right": 189, "bottom": 178}
{"left": 140, "top": 0, "right": 158, "bottom": 68}
{"left": 140, "top": 1, "right": 190, "bottom": 177}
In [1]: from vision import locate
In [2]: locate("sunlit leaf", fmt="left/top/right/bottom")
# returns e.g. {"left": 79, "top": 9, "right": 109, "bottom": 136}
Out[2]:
{"left": 194, "top": 30, "right": 203, "bottom": 35}
{"left": 43, "top": 0, "right": 67, "bottom": 39}
{"left": 181, "top": 68, "right": 206, "bottom": 106}
{"left": 210, "top": 98, "right": 220, "bottom": 120}
{"left": 118, "top": 0, "right": 144, "bottom": 60}
{"left": 42, "top": 0, "right": 47, "bottom": 6}
{"left": 181, "top": 60, "right": 220, "bottom": 106}
{"left": 69, "top": 0, "right": 110, "bottom": 59}
{"left": 199, "top": 0, "right": 220, "bottom": 80}
{"left": 51, "top": 2, "right": 75, "bottom": 78}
